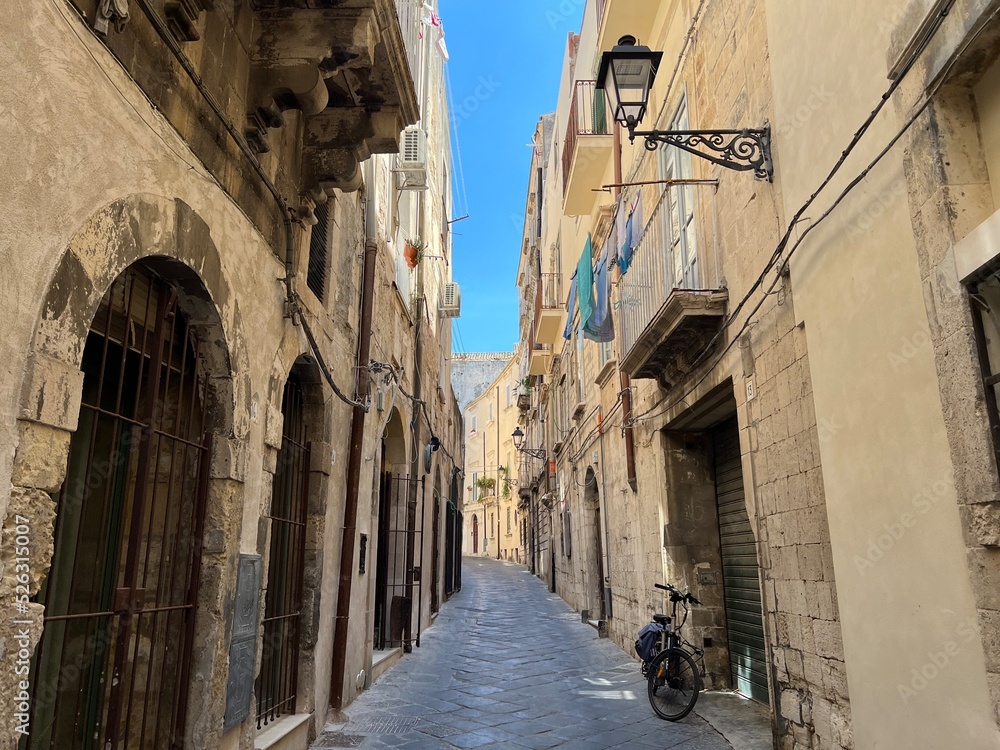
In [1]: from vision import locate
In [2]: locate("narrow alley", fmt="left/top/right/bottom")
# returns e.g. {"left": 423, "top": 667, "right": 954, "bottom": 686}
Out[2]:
{"left": 311, "top": 558, "right": 733, "bottom": 750}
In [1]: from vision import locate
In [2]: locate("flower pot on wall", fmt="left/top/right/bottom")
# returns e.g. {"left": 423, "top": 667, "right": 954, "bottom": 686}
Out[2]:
{"left": 403, "top": 241, "right": 422, "bottom": 269}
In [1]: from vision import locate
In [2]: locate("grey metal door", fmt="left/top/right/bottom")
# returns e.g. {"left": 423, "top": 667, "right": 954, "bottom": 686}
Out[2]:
{"left": 713, "top": 418, "right": 769, "bottom": 704}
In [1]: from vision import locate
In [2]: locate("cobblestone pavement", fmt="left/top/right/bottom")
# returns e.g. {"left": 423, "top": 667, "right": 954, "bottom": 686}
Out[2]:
{"left": 313, "top": 557, "right": 733, "bottom": 750}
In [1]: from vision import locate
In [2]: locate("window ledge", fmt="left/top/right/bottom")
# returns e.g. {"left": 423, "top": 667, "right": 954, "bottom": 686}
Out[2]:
{"left": 595, "top": 359, "right": 618, "bottom": 387}
{"left": 254, "top": 713, "right": 312, "bottom": 750}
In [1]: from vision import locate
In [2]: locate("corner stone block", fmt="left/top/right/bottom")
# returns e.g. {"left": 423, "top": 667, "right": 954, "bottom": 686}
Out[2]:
{"left": 210, "top": 437, "right": 247, "bottom": 482}
{"left": 780, "top": 689, "right": 803, "bottom": 725}
{"left": 10, "top": 421, "right": 72, "bottom": 494}
{"left": 2, "top": 486, "right": 56, "bottom": 593}
{"left": 965, "top": 502, "right": 1000, "bottom": 547}
{"left": 969, "top": 547, "right": 1000, "bottom": 611}
{"left": 264, "top": 401, "right": 284, "bottom": 451}
{"left": 18, "top": 352, "right": 85, "bottom": 432}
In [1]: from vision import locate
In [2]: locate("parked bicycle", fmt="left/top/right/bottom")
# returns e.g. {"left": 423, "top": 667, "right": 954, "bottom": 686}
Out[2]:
{"left": 635, "top": 582, "right": 705, "bottom": 721}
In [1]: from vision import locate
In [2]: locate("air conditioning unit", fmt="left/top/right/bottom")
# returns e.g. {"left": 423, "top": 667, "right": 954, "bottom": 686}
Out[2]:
{"left": 396, "top": 126, "right": 428, "bottom": 191}
{"left": 440, "top": 282, "right": 461, "bottom": 318}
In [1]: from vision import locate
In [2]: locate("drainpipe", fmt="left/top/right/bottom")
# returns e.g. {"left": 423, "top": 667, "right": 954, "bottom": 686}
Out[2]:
{"left": 330, "top": 180, "right": 378, "bottom": 708}
{"left": 402, "top": 214, "right": 425, "bottom": 653}
{"left": 614, "top": 126, "right": 638, "bottom": 490}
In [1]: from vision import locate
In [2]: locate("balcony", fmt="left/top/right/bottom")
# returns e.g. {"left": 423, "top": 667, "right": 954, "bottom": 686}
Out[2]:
{"left": 596, "top": 0, "right": 665, "bottom": 54}
{"left": 618, "top": 188, "right": 727, "bottom": 387}
{"left": 534, "top": 274, "right": 564, "bottom": 346}
{"left": 528, "top": 342, "right": 552, "bottom": 376}
{"left": 562, "top": 81, "right": 613, "bottom": 216}
{"left": 249, "top": 0, "right": 419, "bottom": 192}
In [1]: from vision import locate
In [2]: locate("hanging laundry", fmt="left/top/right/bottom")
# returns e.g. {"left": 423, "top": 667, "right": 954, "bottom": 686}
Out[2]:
{"left": 436, "top": 29, "right": 450, "bottom": 61}
{"left": 563, "top": 272, "right": 578, "bottom": 340}
{"left": 584, "top": 240, "right": 615, "bottom": 343}
{"left": 619, "top": 211, "right": 634, "bottom": 275}
{"left": 630, "top": 190, "right": 644, "bottom": 251}
{"left": 577, "top": 234, "right": 596, "bottom": 333}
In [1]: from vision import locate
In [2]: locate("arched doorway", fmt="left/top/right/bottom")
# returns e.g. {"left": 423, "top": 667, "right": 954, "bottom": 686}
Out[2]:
{"left": 28, "top": 261, "right": 219, "bottom": 749}
{"left": 373, "top": 409, "right": 407, "bottom": 650}
{"left": 584, "top": 467, "right": 606, "bottom": 620}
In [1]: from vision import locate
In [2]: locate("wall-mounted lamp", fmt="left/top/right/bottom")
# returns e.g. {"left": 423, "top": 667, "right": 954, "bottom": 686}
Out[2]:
{"left": 597, "top": 35, "right": 772, "bottom": 181}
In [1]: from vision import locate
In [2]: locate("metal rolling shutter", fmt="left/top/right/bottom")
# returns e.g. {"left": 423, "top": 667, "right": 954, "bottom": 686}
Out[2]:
{"left": 713, "top": 418, "right": 769, "bottom": 704}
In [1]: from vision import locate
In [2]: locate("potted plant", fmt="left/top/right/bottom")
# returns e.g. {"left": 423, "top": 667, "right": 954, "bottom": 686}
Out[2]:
{"left": 403, "top": 238, "right": 426, "bottom": 269}
{"left": 516, "top": 377, "right": 532, "bottom": 410}
{"left": 475, "top": 476, "right": 496, "bottom": 500}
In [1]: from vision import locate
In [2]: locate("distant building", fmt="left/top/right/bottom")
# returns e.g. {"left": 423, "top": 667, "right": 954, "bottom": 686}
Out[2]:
{"left": 461, "top": 356, "right": 523, "bottom": 563}
{"left": 451, "top": 351, "right": 515, "bottom": 410}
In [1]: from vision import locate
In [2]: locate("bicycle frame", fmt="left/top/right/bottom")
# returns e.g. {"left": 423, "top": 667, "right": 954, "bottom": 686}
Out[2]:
{"left": 649, "top": 584, "right": 705, "bottom": 676}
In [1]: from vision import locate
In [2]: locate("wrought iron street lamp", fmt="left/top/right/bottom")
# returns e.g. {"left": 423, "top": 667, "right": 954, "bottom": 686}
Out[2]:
{"left": 512, "top": 426, "right": 546, "bottom": 460}
{"left": 597, "top": 35, "right": 773, "bottom": 181}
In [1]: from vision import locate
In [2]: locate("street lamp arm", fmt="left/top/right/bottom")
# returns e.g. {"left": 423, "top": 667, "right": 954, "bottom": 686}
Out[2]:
{"left": 632, "top": 127, "right": 773, "bottom": 182}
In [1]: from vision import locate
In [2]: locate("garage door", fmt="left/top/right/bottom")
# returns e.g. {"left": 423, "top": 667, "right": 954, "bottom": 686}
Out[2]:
{"left": 713, "top": 418, "right": 769, "bottom": 704}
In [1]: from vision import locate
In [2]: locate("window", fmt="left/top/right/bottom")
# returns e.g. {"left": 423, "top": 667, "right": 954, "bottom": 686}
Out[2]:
{"left": 505, "top": 381, "right": 512, "bottom": 407}
{"left": 599, "top": 338, "right": 614, "bottom": 369}
{"left": 308, "top": 200, "right": 330, "bottom": 301}
{"left": 506, "top": 507, "right": 512, "bottom": 534}
{"left": 258, "top": 373, "right": 309, "bottom": 727}
{"left": 971, "top": 272, "right": 1000, "bottom": 472}
{"left": 490, "top": 513, "right": 495, "bottom": 538}
{"left": 470, "top": 414, "right": 478, "bottom": 433}
{"left": 488, "top": 400, "right": 494, "bottom": 422}
{"left": 658, "top": 97, "right": 699, "bottom": 289}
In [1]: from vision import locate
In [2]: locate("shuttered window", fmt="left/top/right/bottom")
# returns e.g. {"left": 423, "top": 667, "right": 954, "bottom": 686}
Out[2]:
{"left": 307, "top": 201, "right": 329, "bottom": 301}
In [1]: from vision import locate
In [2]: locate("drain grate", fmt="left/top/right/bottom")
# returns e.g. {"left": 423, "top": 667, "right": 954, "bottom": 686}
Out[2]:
{"left": 350, "top": 716, "right": 420, "bottom": 734}
{"left": 313, "top": 732, "right": 366, "bottom": 748}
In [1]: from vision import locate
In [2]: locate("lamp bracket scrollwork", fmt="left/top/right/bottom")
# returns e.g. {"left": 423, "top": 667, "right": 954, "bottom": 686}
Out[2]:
{"left": 633, "top": 127, "right": 773, "bottom": 182}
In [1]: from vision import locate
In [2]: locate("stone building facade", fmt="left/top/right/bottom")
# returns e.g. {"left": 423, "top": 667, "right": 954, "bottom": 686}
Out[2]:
{"left": 0, "top": 1, "right": 462, "bottom": 748}
{"left": 450, "top": 352, "right": 514, "bottom": 411}
{"left": 461, "top": 355, "right": 523, "bottom": 563}
{"left": 515, "top": 0, "right": 1000, "bottom": 747}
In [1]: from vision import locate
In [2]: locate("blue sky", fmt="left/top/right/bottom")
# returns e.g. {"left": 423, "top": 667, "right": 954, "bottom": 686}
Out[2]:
{"left": 440, "top": 0, "right": 583, "bottom": 353}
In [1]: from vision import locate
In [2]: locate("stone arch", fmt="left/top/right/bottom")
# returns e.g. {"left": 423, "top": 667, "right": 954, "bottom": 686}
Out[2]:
{"left": 383, "top": 407, "right": 408, "bottom": 472}
{"left": 7, "top": 194, "right": 250, "bottom": 749}
{"left": 258, "top": 341, "right": 332, "bottom": 727}
{"left": 583, "top": 467, "right": 605, "bottom": 619}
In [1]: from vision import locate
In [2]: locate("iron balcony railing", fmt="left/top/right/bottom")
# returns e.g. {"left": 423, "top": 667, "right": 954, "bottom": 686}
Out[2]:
{"left": 537, "top": 273, "right": 562, "bottom": 310}
{"left": 562, "top": 80, "right": 612, "bottom": 193}
{"left": 395, "top": 0, "right": 423, "bottom": 85}
{"left": 618, "top": 183, "right": 719, "bottom": 361}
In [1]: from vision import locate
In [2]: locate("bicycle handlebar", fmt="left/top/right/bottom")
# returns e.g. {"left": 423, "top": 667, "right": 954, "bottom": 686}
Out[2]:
{"left": 655, "top": 582, "right": 701, "bottom": 605}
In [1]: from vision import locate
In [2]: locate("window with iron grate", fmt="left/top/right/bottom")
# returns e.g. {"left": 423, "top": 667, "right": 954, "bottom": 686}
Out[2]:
{"left": 307, "top": 201, "right": 330, "bottom": 301}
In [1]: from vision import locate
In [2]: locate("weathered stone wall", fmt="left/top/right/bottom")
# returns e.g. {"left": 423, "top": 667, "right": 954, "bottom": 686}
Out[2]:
{"left": 451, "top": 355, "right": 515, "bottom": 411}
{"left": 0, "top": 3, "right": 460, "bottom": 748}
{"left": 529, "top": 1, "right": 856, "bottom": 748}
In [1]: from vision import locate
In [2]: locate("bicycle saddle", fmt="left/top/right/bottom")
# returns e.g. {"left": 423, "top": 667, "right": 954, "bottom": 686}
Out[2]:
{"left": 653, "top": 614, "right": 671, "bottom": 624}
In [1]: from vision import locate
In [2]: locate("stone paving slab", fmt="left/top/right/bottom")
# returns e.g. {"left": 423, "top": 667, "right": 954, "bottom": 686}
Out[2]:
{"left": 314, "top": 557, "right": 732, "bottom": 750}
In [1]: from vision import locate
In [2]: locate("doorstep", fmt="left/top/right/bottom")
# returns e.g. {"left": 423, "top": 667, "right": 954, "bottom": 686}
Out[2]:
{"left": 695, "top": 691, "right": 773, "bottom": 750}
{"left": 254, "top": 713, "right": 312, "bottom": 750}
{"left": 586, "top": 619, "right": 609, "bottom": 638}
{"left": 371, "top": 646, "right": 403, "bottom": 684}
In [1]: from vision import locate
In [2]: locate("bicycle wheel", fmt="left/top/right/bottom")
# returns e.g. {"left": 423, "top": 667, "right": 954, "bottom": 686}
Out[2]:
{"left": 647, "top": 647, "right": 701, "bottom": 721}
